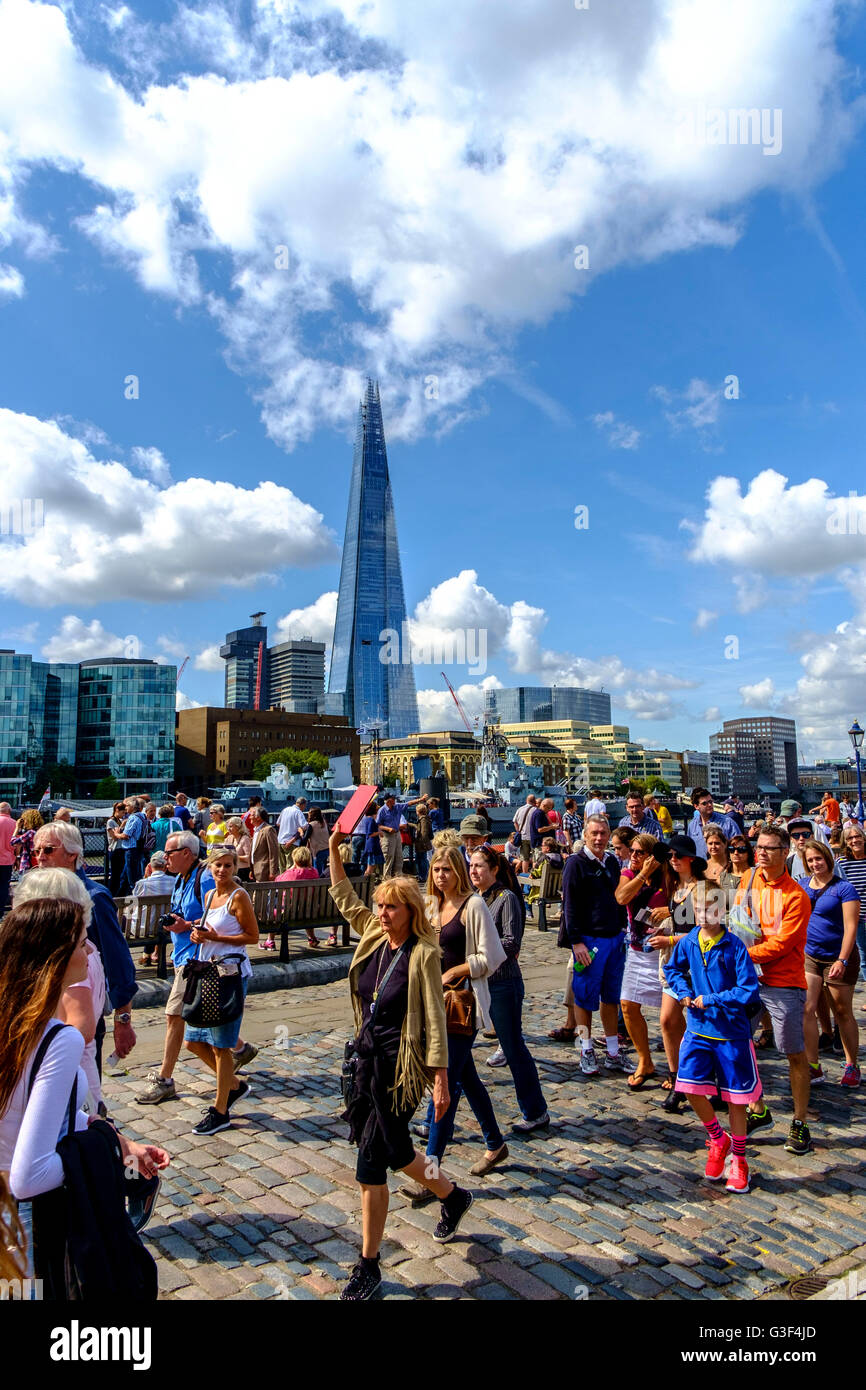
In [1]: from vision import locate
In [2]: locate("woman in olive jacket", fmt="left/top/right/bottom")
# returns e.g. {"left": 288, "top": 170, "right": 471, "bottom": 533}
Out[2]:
{"left": 328, "top": 829, "right": 474, "bottom": 1301}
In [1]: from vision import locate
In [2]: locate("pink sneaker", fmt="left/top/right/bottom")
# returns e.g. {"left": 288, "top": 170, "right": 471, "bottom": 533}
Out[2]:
{"left": 726, "top": 1156, "right": 750, "bottom": 1193}
{"left": 840, "top": 1064, "right": 862, "bottom": 1087}
{"left": 704, "top": 1131, "right": 731, "bottom": 1182}
{"left": 262, "top": 939, "right": 276, "bottom": 951}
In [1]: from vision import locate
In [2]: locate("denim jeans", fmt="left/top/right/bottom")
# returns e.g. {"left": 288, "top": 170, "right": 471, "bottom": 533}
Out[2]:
{"left": 426, "top": 1029, "right": 504, "bottom": 1162}
{"left": 415, "top": 850, "right": 429, "bottom": 883}
{"left": 120, "top": 848, "right": 145, "bottom": 894}
{"left": 314, "top": 849, "right": 329, "bottom": 874}
{"left": 488, "top": 974, "right": 547, "bottom": 1122}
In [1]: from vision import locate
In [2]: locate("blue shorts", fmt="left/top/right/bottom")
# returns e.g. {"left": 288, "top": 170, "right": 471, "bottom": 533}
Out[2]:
{"left": 677, "top": 1032, "right": 763, "bottom": 1105}
{"left": 184, "top": 976, "right": 249, "bottom": 1050}
{"left": 362, "top": 850, "right": 384, "bottom": 868}
{"left": 570, "top": 934, "right": 626, "bottom": 1013}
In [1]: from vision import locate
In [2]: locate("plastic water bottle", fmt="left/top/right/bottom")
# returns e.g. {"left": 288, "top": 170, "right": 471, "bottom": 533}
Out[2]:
{"left": 572, "top": 947, "right": 598, "bottom": 975}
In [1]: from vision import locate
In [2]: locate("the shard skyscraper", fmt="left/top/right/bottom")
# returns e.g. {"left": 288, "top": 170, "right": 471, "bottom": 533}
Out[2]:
{"left": 326, "top": 379, "right": 420, "bottom": 739}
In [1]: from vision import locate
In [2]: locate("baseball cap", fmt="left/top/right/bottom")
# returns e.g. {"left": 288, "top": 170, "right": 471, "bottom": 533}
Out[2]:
{"left": 780, "top": 799, "right": 801, "bottom": 818}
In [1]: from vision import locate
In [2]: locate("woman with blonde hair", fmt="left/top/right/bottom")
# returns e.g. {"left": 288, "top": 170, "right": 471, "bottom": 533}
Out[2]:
{"left": 432, "top": 827, "right": 462, "bottom": 852}
{"left": 413, "top": 846, "right": 507, "bottom": 1184}
{"left": 204, "top": 804, "right": 227, "bottom": 851}
{"left": 327, "top": 829, "right": 472, "bottom": 1301}
{"left": 183, "top": 846, "right": 258, "bottom": 1136}
{"left": 224, "top": 815, "right": 252, "bottom": 880}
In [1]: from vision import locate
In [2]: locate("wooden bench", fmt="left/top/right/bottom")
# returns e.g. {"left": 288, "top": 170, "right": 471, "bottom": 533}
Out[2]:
{"left": 115, "top": 894, "right": 173, "bottom": 978}
{"left": 517, "top": 861, "right": 563, "bottom": 932}
{"left": 116, "top": 876, "right": 376, "bottom": 975}
{"left": 247, "top": 875, "right": 375, "bottom": 961}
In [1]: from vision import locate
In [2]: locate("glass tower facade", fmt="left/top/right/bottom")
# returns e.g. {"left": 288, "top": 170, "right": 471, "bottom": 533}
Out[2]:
{"left": 0, "top": 653, "right": 80, "bottom": 797}
{"left": 328, "top": 380, "right": 419, "bottom": 739}
{"left": 484, "top": 686, "right": 612, "bottom": 725}
{"left": 77, "top": 660, "right": 175, "bottom": 791}
{"left": 220, "top": 614, "right": 268, "bottom": 709}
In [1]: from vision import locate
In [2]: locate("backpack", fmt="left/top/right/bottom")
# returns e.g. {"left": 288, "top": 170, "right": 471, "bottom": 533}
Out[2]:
{"left": 27, "top": 1025, "right": 158, "bottom": 1302}
{"left": 140, "top": 813, "right": 156, "bottom": 854}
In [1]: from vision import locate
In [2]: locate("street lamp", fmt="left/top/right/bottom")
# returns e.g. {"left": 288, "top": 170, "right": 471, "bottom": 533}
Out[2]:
{"left": 848, "top": 720, "right": 864, "bottom": 825}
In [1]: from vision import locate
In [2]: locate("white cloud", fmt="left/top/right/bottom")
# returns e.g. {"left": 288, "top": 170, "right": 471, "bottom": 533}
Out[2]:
{"left": 416, "top": 676, "right": 502, "bottom": 732}
{"left": 41, "top": 615, "right": 126, "bottom": 662}
{"left": 0, "top": 262, "right": 23, "bottom": 297}
{"left": 0, "top": 408, "right": 336, "bottom": 604}
{"left": 591, "top": 411, "right": 641, "bottom": 450}
{"left": 176, "top": 689, "right": 202, "bottom": 711}
{"left": 0, "top": 0, "right": 855, "bottom": 443}
{"left": 156, "top": 635, "right": 187, "bottom": 661}
{"left": 650, "top": 378, "right": 725, "bottom": 439}
{"left": 700, "top": 706, "right": 722, "bottom": 723}
{"left": 130, "top": 445, "right": 172, "bottom": 486}
{"left": 739, "top": 677, "right": 777, "bottom": 707}
{"left": 694, "top": 608, "right": 718, "bottom": 631}
{"left": 273, "top": 591, "right": 339, "bottom": 647}
{"left": 194, "top": 643, "right": 223, "bottom": 671}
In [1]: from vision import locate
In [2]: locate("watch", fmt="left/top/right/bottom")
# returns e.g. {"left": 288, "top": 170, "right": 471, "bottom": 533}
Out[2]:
{"left": 838, "top": 958, "right": 848, "bottom": 968}
{"left": 114, "top": 1011, "right": 132, "bottom": 1024}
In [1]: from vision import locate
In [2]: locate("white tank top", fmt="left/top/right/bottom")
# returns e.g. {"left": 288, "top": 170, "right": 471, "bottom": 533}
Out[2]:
{"left": 201, "top": 890, "right": 252, "bottom": 979}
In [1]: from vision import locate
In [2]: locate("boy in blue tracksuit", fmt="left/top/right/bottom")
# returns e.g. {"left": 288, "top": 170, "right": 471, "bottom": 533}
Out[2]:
{"left": 665, "top": 885, "right": 763, "bottom": 1194}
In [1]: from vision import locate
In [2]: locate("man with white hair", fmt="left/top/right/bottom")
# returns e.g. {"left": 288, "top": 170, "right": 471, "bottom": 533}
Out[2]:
{"left": 276, "top": 796, "right": 309, "bottom": 872}
{"left": 33, "top": 820, "right": 137, "bottom": 1068}
{"left": 52, "top": 806, "right": 72, "bottom": 823}
{"left": 0, "top": 801, "right": 15, "bottom": 915}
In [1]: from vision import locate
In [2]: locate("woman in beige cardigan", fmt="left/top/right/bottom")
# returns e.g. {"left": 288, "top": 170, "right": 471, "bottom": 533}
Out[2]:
{"left": 328, "top": 829, "right": 474, "bottom": 1302}
{"left": 411, "top": 845, "right": 508, "bottom": 1189}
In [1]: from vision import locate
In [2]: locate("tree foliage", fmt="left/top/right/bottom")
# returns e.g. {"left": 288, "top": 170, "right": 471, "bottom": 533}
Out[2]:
{"left": 252, "top": 747, "right": 329, "bottom": 780}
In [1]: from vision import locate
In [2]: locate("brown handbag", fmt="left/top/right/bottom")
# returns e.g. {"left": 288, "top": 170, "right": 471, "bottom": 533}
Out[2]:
{"left": 444, "top": 980, "right": 476, "bottom": 1036}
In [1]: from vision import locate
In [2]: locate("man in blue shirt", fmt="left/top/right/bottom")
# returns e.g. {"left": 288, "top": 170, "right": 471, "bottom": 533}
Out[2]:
{"left": 376, "top": 793, "right": 424, "bottom": 878}
{"left": 136, "top": 830, "right": 217, "bottom": 1105}
{"left": 117, "top": 797, "right": 147, "bottom": 893}
{"left": 618, "top": 793, "right": 664, "bottom": 839}
{"left": 687, "top": 788, "right": 741, "bottom": 858}
{"left": 172, "top": 791, "right": 193, "bottom": 831}
{"left": 33, "top": 822, "right": 138, "bottom": 1077}
{"left": 428, "top": 797, "right": 445, "bottom": 834}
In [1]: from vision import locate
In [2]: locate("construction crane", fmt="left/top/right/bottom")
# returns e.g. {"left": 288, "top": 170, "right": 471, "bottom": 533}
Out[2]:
{"left": 176, "top": 656, "right": 190, "bottom": 687}
{"left": 441, "top": 672, "right": 476, "bottom": 735}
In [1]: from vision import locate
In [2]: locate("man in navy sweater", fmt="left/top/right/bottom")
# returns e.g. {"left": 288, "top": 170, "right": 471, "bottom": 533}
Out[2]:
{"left": 561, "top": 814, "right": 631, "bottom": 1076}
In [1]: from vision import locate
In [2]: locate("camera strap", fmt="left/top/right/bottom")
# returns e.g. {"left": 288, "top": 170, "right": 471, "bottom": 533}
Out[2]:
{"left": 370, "top": 940, "right": 406, "bottom": 1016}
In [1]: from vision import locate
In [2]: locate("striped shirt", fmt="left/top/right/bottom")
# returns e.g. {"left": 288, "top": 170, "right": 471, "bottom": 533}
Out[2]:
{"left": 839, "top": 857, "right": 866, "bottom": 921}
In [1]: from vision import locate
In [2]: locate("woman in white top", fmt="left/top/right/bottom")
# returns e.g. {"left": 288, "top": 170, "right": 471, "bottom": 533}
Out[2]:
{"left": 0, "top": 897, "right": 167, "bottom": 1284}
{"left": 13, "top": 868, "right": 107, "bottom": 1113}
{"left": 184, "top": 846, "right": 259, "bottom": 1137}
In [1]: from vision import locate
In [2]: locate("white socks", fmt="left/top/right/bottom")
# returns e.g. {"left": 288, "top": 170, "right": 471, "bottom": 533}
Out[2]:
{"left": 605, "top": 1035, "right": 619, "bottom": 1058}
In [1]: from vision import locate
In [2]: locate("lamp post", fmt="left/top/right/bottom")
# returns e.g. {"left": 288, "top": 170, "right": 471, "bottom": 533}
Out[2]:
{"left": 849, "top": 720, "right": 864, "bottom": 826}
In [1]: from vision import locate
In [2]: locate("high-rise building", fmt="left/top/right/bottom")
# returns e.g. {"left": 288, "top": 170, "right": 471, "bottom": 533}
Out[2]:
{"left": 221, "top": 613, "right": 268, "bottom": 709}
{"left": 484, "top": 686, "right": 611, "bottom": 725}
{"left": 327, "top": 379, "right": 419, "bottom": 739}
{"left": 0, "top": 651, "right": 175, "bottom": 797}
{"left": 175, "top": 706, "right": 360, "bottom": 793}
{"left": 711, "top": 717, "right": 798, "bottom": 798}
{"left": 268, "top": 638, "right": 325, "bottom": 713}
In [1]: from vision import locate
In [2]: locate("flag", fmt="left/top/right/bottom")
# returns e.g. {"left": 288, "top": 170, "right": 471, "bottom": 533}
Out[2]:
{"left": 39, "top": 785, "right": 51, "bottom": 805}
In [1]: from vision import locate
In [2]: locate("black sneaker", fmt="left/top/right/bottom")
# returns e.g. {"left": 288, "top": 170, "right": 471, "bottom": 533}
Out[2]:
{"left": 226, "top": 1080, "right": 251, "bottom": 1111}
{"left": 818, "top": 1031, "right": 834, "bottom": 1055}
{"left": 193, "top": 1106, "right": 232, "bottom": 1136}
{"left": 784, "top": 1119, "right": 812, "bottom": 1155}
{"left": 433, "top": 1186, "right": 473, "bottom": 1243}
{"left": 832, "top": 1025, "right": 843, "bottom": 1057}
{"left": 340, "top": 1258, "right": 382, "bottom": 1301}
{"left": 746, "top": 1104, "right": 774, "bottom": 1136}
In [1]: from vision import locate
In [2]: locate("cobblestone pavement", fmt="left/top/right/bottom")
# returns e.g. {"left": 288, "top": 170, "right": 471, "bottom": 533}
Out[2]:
{"left": 109, "top": 927, "right": 866, "bottom": 1301}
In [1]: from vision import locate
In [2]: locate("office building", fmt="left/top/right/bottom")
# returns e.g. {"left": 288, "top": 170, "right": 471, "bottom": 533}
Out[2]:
{"left": 221, "top": 613, "right": 268, "bottom": 709}
{"left": 76, "top": 659, "right": 176, "bottom": 793}
{"left": 327, "top": 379, "right": 419, "bottom": 739}
{"left": 176, "top": 707, "right": 360, "bottom": 794}
{"left": 484, "top": 686, "right": 611, "bottom": 726}
{"left": 268, "top": 638, "right": 326, "bottom": 713}
{"left": 711, "top": 716, "right": 798, "bottom": 798}
{"left": 0, "top": 651, "right": 175, "bottom": 798}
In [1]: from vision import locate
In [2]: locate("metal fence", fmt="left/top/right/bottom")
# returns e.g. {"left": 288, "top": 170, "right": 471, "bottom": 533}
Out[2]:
{"left": 80, "top": 827, "right": 108, "bottom": 882}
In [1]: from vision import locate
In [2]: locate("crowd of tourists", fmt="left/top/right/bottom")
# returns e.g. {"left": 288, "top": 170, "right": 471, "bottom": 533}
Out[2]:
{"left": 1, "top": 781, "right": 864, "bottom": 1302}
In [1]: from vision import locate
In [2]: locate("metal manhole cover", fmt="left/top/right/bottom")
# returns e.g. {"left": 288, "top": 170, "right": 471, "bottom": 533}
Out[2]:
{"left": 788, "top": 1276, "right": 829, "bottom": 1300}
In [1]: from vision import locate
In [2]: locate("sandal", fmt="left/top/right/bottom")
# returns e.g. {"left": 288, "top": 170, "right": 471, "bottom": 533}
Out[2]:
{"left": 754, "top": 1027, "right": 774, "bottom": 1049}
{"left": 662, "top": 1074, "right": 687, "bottom": 1113}
{"left": 627, "top": 1070, "right": 657, "bottom": 1090}
{"left": 548, "top": 1027, "right": 576, "bottom": 1042}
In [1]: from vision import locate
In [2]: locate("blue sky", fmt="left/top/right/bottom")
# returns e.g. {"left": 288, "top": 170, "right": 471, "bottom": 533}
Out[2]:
{"left": 1, "top": 0, "right": 866, "bottom": 760}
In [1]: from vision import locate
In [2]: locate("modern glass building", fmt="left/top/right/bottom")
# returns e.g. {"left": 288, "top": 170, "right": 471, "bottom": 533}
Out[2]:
{"left": 327, "top": 379, "right": 419, "bottom": 739}
{"left": 484, "top": 685, "right": 611, "bottom": 726}
{"left": 0, "top": 652, "right": 81, "bottom": 798}
{"left": 77, "top": 659, "right": 175, "bottom": 792}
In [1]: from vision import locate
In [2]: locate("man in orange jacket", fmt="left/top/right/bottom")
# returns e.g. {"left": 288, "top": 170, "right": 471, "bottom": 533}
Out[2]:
{"left": 734, "top": 824, "right": 812, "bottom": 1153}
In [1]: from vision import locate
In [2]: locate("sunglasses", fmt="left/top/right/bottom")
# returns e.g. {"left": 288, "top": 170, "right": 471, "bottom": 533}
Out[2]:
{"left": 731, "top": 845, "right": 748, "bottom": 852}
{"left": 34, "top": 845, "right": 59, "bottom": 856}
